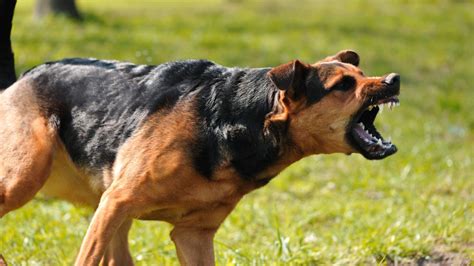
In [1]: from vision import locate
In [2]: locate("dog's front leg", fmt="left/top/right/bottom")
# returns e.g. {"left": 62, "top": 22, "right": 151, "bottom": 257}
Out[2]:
{"left": 100, "top": 218, "right": 134, "bottom": 266}
{"left": 170, "top": 226, "right": 217, "bottom": 266}
{"left": 75, "top": 189, "right": 133, "bottom": 266}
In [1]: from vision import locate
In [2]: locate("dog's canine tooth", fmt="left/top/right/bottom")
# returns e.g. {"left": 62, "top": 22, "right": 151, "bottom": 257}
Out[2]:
{"left": 368, "top": 105, "right": 373, "bottom": 111}
{"left": 377, "top": 139, "right": 383, "bottom": 146}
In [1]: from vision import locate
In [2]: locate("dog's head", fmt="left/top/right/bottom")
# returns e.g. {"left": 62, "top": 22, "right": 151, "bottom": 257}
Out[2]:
{"left": 268, "top": 50, "right": 400, "bottom": 160}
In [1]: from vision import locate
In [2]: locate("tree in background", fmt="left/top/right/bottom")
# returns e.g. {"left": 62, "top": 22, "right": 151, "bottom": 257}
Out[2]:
{"left": 0, "top": 0, "right": 17, "bottom": 89}
{"left": 35, "top": 0, "right": 82, "bottom": 20}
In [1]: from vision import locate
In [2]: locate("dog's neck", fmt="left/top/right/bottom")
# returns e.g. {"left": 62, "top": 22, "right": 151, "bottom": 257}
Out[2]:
{"left": 193, "top": 67, "right": 289, "bottom": 180}
{"left": 219, "top": 68, "right": 305, "bottom": 181}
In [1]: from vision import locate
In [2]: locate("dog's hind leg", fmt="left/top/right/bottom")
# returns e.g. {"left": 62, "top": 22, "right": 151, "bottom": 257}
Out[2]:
{"left": 0, "top": 80, "right": 56, "bottom": 217}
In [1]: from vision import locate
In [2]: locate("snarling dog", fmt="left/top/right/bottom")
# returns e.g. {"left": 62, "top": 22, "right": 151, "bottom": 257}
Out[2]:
{"left": 0, "top": 50, "right": 400, "bottom": 265}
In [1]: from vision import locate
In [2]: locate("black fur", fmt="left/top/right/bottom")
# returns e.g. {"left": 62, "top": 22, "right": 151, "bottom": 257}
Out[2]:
{"left": 193, "top": 67, "right": 282, "bottom": 178}
{"left": 23, "top": 58, "right": 283, "bottom": 179}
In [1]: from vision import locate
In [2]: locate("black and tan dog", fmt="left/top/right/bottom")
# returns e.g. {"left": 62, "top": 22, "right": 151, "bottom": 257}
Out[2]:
{"left": 0, "top": 50, "right": 400, "bottom": 265}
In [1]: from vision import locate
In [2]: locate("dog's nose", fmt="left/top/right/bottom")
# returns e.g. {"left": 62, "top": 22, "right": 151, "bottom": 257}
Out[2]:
{"left": 383, "top": 73, "right": 400, "bottom": 86}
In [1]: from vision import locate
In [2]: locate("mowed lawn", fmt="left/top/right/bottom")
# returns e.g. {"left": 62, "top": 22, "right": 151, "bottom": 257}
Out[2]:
{"left": 1, "top": 0, "right": 473, "bottom": 265}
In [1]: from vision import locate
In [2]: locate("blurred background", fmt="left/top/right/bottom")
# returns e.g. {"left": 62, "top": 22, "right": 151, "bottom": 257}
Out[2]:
{"left": 1, "top": 0, "right": 473, "bottom": 264}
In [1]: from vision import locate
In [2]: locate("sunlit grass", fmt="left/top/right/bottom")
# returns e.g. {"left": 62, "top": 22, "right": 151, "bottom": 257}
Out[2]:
{"left": 1, "top": 0, "right": 473, "bottom": 264}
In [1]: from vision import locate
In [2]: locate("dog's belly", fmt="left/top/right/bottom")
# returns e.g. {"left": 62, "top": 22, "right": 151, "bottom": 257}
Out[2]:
{"left": 39, "top": 143, "right": 102, "bottom": 207}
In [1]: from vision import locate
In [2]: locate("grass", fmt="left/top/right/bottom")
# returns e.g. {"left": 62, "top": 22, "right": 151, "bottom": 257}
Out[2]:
{"left": 1, "top": 0, "right": 473, "bottom": 264}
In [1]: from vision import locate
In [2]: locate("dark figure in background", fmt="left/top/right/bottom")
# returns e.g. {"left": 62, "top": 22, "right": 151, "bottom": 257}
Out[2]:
{"left": 35, "top": 0, "right": 82, "bottom": 21}
{"left": 0, "top": 0, "right": 17, "bottom": 89}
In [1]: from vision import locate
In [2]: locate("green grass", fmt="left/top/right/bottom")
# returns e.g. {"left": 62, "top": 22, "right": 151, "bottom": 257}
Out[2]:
{"left": 1, "top": 0, "right": 473, "bottom": 264}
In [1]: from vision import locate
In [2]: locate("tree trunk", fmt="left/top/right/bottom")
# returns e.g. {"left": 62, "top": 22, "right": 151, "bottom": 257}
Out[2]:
{"left": 0, "top": 0, "right": 17, "bottom": 89}
{"left": 35, "top": 0, "right": 82, "bottom": 20}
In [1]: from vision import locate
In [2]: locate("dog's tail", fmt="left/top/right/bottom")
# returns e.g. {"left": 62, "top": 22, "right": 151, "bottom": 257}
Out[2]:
{"left": 0, "top": 0, "right": 17, "bottom": 91}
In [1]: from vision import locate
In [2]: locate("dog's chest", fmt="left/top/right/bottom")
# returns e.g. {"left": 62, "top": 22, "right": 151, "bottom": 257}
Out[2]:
{"left": 136, "top": 167, "right": 260, "bottom": 225}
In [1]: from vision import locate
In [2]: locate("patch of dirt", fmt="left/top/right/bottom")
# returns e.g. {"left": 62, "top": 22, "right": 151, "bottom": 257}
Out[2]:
{"left": 415, "top": 250, "right": 471, "bottom": 266}
{"left": 386, "top": 246, "right": 471, "bottom": 266}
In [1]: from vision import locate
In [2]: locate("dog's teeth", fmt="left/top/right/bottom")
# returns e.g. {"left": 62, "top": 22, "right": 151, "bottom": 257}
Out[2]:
{"left": 368, "top": 105, "right": 373, "bottom": 111}
{"left": 359, "top": 123, "right": 365, "bottom": 129}
{"left": 377, "top": 139, "right": 383, "bottom": 146}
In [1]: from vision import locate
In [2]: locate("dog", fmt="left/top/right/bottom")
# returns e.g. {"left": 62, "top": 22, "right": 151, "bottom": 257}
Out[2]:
{"left": 0, "top": 50, "right": 400, "bottom": 265}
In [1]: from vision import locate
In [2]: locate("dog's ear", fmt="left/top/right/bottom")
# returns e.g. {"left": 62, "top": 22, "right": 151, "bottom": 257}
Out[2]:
{"left": 268, "top": 59, "right": 309, "bottom": 100}
{"left": 323, "top": 50, "right": 360, "bottom": 66}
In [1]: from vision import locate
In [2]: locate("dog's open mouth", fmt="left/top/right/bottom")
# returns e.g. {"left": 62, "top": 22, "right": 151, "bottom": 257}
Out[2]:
{"left": 348, "top": 96, "right": 399, "bottom": 159}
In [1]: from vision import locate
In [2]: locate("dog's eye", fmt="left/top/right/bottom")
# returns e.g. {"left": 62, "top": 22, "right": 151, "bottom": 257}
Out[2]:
{"left": 332, "top": 76, "right": 356, "bottom": 91}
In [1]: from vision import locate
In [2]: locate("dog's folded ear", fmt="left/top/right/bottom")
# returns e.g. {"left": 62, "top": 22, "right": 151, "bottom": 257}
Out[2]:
{"left": 323, "top": 50, "right": 360, "bottom": 66}
{"left": 268, "top": 59, "right": 309, "bottom": 100}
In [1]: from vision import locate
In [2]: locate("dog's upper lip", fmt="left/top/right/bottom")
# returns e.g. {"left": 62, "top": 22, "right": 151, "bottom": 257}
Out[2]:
{"left": 368, "top": 95, "right": 399, "bottom": 110}
{"left": 366, "top": 84, "right": 400, "bottom": 106}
